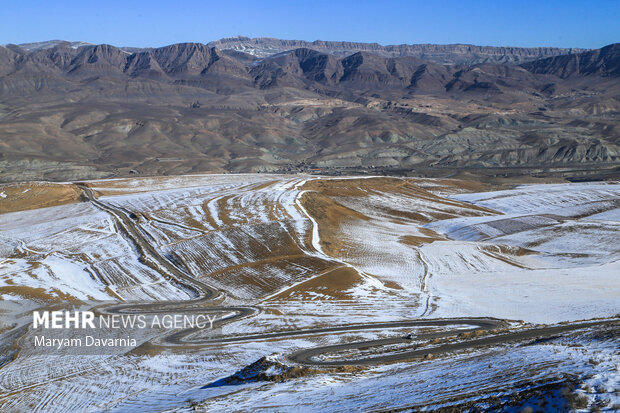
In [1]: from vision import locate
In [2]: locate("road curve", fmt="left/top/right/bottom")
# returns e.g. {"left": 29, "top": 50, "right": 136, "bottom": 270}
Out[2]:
{"left": 78, "top": 185, "right": 217, "bottom": 300}
{"left": 288, "top": 318, "right": 620, "bottom": 366}
{"left": 75, "top": 184, "right": 620, "bottom": 367}
{"left": 77, "top": 184, "right": 258, "bottom": 331}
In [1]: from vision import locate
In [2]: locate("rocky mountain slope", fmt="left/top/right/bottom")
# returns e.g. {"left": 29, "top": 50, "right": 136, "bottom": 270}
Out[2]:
{"left": 0, "top": 40, "right": 618, "bottom": 182}
{"left": 522, "top": 43, "right": 620, "bottom": 78}
{"left": 208, "top": 36, "right": 586, "bottom": 65}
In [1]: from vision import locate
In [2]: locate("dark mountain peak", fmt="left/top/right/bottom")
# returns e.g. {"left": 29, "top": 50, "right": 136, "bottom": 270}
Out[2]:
{"left": 522, "top": 43, "right": 620, "bottom": 78}
{"left": 285, "top": 48, "right": 339, "bottom": 68}
{"left": 152, "top": 42, "right": 224, "bottom": 59}
{"left": 292, "top": 48, "right": 340, "bottom": 82}
{"left": 7, "top": 44, "right": 80, "bottom": 74}
{"left": 263, "top": 47, "right": 330, "bottom": 64}
{"left": 0, "top": 45, "right": 21, "bottom": 75}
{"left": 289, "top": 47, "right": 323, "bottom": 58}
{"left": 342, "top": 50, "right": 381, "bottom": 63}
{"left": 0, "top": 45, "right": 20, "bottom": 57}
{"left": 32, "top": 45, "right": 80, "bottom": 71}
{"left": 251, "top": 47, "right": 340, "bottom": 87}
{"left": 156, "top": 42, "right": 212, "bottom": 53}
{"left": 124, "top": 51, "right": 166, "bottom": 78}
{"left": 340, "top": 52, "right": 407, "bottom": 85}
{"left": 67, "top": 44, "right": 129, "bottom": 75}
{"left": 600, "top": 43, "right": 620, "bottom": 52}
{"left": 597, "top": 43, "right": 620, "bottom": 73}
{"left": 152, "top": 43, "right": 221, "bottom": 75}
{"left": 74, "top": 44, "right": 126, "bottom": 59}
{"left": 2, "top": 44, "right": 26, "bottom": 55}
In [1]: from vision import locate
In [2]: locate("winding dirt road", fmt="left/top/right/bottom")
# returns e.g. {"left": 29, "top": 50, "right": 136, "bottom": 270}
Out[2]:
{"left": 287, "top": 319, "right": 619, "bottom": 366}
{"left": 76, "top": 184, "right": 620, "bottom": 367}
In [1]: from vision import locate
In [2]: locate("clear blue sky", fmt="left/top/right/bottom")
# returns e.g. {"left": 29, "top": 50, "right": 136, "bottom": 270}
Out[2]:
{"left": 1, "top": 0, "right": 618, "bottom": 49}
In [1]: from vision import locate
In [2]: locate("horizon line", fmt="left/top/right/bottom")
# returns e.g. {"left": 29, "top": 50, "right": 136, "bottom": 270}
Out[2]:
{"left": 4, "top": 36, "right": 610, "bottom": 51}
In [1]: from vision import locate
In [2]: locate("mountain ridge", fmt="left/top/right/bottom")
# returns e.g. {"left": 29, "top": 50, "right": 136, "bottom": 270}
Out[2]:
{"left": 207, "top": 36, "right": 588, "bottom": 65}
{"left": 8, "top": 37, "right": 589, "bottom": 65}
{"left": 0, "top": 40, "right": 618, "bottom": 182}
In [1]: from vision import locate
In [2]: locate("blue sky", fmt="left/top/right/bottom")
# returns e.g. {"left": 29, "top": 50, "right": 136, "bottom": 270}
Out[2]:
{"left": 1, "top": 0, "right": 618, "bottom": 48}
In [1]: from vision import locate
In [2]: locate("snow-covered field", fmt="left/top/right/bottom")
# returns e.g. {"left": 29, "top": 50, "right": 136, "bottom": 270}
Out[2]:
{"left": 0, "top": 175, "right": 618, "bottom": 411}
{"left": 325, "top": 180, "right": 620, "bottom": 324}
{"left": 424, "top": 182, "right": 620, "bottom": 323}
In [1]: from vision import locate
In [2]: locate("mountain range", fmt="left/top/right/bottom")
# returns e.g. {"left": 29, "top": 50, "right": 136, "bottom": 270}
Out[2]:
{"left": 0, "top": 38, "right": 618, "bottom": 182}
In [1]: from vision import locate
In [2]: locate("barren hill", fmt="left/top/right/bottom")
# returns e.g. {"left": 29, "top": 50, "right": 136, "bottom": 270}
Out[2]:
{"left": 0, "top": 40, "right": 618, "bottom": 182}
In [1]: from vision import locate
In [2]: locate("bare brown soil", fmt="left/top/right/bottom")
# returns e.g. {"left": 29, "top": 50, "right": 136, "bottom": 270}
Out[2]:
{"left": 399, "top": 234, "right": 443, "bottom": 247}
{"left": 410, "top": 176, "right": 493, "bottom": 192}
{"left": 268, "top": 266, "right": 362, "bottom": 300}
{"left": 302, "top": 177, "right": 405, "bottom": 197}
{"left": 0, "top": 285, "right": 78, "bottom": 302}
{"left": 300, "top": 177, "right": 498, "bottom": 256}
{"left": 0, "top": 182, "right": 83, "bottom": 213}
{"left": 305, "top": 177, "right": 497, "bottom": 215}
{"left": 127, "top": 341, "right": 165, "bottom": 356}
{"left": 299, "top": 190, "right": 369, "bottom": 255}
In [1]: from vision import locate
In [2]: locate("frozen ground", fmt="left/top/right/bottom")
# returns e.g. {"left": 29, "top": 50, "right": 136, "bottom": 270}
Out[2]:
{"left": 189, "top": 326, "right": 620, "bottom": 412}
{"left": 0, "top": 175, "right": 618, "bottom": 411}
{"left": 424, "top": 181, "right": 620, "bottom": 323}
{"left": 323, "top": 180, "right": 620, "bottom": 323}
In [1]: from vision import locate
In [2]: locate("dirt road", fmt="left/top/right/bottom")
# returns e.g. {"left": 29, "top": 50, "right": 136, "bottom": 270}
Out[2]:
{"left": 76, "top": 184, "right": 620, "bottom": 367}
